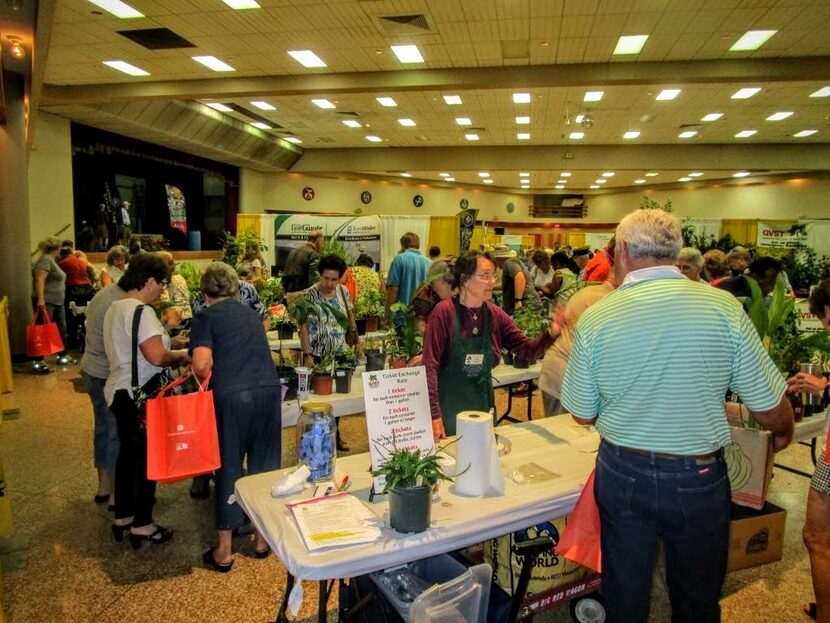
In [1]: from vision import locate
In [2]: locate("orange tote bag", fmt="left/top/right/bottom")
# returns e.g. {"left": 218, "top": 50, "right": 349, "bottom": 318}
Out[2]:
{"left": 26, "top": 307, "right": 64, "bottom": 357}
{"left": 555, "top": 468, "right": 602, "bottom": 573}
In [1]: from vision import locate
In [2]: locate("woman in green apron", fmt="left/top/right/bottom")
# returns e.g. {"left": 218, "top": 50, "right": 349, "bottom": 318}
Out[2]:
{"left": 423, "top": 251, "right": 565, "bottom": 439}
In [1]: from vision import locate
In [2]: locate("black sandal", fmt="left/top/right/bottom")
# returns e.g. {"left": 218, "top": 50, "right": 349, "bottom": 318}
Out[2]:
{"left": 254, "top": 545, "right": 270, "bottom": 559}
{"left": 203, "top": 547, "right": 234, "bottom": 573}
{"left": 804, "top": 603, "right": 817, "bottom": 620}
{"left": 129, "top": 525, "right": 173, "bottom": 550}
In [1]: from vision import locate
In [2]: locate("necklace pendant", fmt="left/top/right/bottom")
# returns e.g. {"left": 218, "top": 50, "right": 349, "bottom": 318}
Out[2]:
{"left": 472, "top": 326, "right": 479, "bottom": 336}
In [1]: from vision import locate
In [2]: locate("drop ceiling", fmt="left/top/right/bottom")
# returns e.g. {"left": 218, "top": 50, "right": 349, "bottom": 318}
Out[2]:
{"left": 35, "top": 0, "right": 830, "bottom": 193}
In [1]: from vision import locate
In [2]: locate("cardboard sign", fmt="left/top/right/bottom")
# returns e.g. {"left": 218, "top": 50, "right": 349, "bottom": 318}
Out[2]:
{"left": 362, "top": 366, "right": 433, "bottom": 493}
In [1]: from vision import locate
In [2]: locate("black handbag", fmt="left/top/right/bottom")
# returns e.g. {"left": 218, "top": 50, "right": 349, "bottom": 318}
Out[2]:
{"left": 130, "top": 305, "right": 172, "bottom": 415}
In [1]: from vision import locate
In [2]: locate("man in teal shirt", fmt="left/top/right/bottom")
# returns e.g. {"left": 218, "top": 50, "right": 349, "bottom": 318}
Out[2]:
{"left": 385, "top": 232, "right": 431, "bottom": 325}
{"left": 561, "top": 208, "right": 793, "bottom": 623}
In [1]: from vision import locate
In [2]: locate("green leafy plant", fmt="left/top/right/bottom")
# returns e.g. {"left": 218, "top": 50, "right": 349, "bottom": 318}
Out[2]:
{"left": 312, "top": 354, "right": 335, "bottom": 376}
{"left": 512, "top": 305, "right": 549, "bottom": 338}
{"left": 288, "top": 296, "right": 348, "bottom": 331}
{"left": 335, "top": 345, "right": 358, "bottom": 368}
{"left": 769, "top": 311, "right": 830, "bottom": 374}
{"left": 370, "top": 437, "right": 456, "bottom": 491}
{"left": 220, "top": 229, "right": 266, "bottom": 268}
{"left": 784, "top": 246, "right": 828, "bottom": 294}
{"left": 310, "top": 218, "right": 357, "bottom": 281}
{"left": 354, "top": 289, "right": 385, "bottom": 319}
{"left": 737, "top": 275, "right": 799, "bottom": 374}
{"left": 176, "top": 261, "right": 203, "bottom": 300}
{"left": 255, "top": 278, "right": 285, "bottom": 309}
{"left": 680, "top": 219, "right": 720, "bottom": 253}
{"left": 389, "top": 302, "right": 423, "bottom": 359}
{"left": 640, "top": 196, "right": 673, "bottom": 212}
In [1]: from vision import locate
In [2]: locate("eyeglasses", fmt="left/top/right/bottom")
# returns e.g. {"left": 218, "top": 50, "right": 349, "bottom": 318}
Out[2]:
{"left": 159, "top": 279, "right": 169, "bottom": 287}
{"left": 473, "top": 272, "right": 497, "bottom": 282}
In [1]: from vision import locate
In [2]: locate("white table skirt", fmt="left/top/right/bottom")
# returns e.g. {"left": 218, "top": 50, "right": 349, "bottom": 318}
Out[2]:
{"left": 235, "top": 415, "right": 597, "bottom": 581}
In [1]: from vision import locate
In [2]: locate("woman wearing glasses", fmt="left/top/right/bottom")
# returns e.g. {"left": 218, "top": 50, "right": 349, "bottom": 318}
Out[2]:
{"left": 423, "top": 251, "right": 565, "bottom": 439}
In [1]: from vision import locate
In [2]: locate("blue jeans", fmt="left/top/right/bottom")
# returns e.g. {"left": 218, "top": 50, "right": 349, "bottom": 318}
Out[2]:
{"left": 595, "top": 440, "right": 730, "bottom": 623}
{"left": 81, "top": 371, "right": 119, "bottom": 472}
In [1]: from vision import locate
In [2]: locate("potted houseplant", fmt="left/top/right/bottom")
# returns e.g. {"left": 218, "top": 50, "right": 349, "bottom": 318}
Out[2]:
{"left": 275, "top": 357, "right": 298, "bottom": 401}
{"left": 354, "top": 289, "right": 385, "bottom": 334}
{"left": 270, "top": 303, "right": 295, "bottom": 339}
{"left": 388, "top": 302, "right": 422, "bottom": 368}
{"left": 364, "top": 337, "right": 387, "bottom": 372}
{"left": 334, "top": 346, "right": 358, "bottom": 394}
{"left": 311, "top": 354, "right": 335, "bottom": 396}
{"left": 370, "top": 439, "right": 455, "bottom": 534}
{"left": 511, "top": 306, "right": 548, "bottom": 368}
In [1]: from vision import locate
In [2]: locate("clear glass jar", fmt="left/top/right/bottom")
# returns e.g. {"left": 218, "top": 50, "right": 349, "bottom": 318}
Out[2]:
{"left": 296, "top": 401, "right": 336, "bottom": 482}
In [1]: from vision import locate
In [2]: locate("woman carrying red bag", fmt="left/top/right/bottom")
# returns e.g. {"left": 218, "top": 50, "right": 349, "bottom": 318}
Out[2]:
{"left": 190, "top": 262, "right": 282, "bottom": 572}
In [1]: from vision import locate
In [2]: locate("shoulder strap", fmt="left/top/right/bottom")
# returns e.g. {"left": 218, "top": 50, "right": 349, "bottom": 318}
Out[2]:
{"left": 131, "top": 304, "right": 144, "bottom": 388}
{"left": 337, "top": 286, "right": 358, "bottom": 331}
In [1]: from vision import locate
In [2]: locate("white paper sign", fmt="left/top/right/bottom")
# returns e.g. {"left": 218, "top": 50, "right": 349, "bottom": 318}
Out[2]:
{"left": 796, "top": 298, "right": 824, "bottom": 334}
{"left": 362, "top": 366, "right": 434, "bottom": 493}
{"left": 756, "top": 221, "right": 806, "bottom": 249}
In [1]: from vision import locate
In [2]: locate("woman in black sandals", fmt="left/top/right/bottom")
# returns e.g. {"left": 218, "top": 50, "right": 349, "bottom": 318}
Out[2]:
{"left": 190, "top": 262, "right": 281, "bottom": 572}
{"left": 103, "top": 254, "right": 189, "bottom": 549}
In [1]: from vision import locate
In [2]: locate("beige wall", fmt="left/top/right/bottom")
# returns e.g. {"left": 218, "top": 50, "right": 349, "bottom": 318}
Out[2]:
{"left": 28, "top": 113, "right": 74, "bottom": 252}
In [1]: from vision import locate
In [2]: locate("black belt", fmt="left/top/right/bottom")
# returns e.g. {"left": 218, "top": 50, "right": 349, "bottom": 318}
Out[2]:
{"left": 605, "top": 440, "right": 723, "bottom": 461}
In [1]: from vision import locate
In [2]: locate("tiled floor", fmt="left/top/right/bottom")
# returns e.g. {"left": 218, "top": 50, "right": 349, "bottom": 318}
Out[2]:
{"left": 0, "top": 361, "right": 819, "bottom": 622}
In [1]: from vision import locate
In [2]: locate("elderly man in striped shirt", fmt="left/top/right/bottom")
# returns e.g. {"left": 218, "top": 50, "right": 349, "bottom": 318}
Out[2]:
{"left": 561, "top": 209, "right": 793, "bottom": 623}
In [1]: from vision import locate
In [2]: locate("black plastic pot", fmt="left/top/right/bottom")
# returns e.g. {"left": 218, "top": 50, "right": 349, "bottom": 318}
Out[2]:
{"left": 388, "top": 485, "right": 431, "bottom": 533}
{"left": 502, "top": 350, "right": 514, "bottom": 366}
{"left": 365, "top": 349, "right": 386, "bottom": 372}
{"left": 513, "top": 356, "right": 530, "bottom": 369}
{"left": 276, "top": 324, "right": 294, "bottom": 339}
{"left": 356, "top": 318, "right": 367, "bottom": 335}
{"left": 334, "top": 368, "right": 353, "bottom": 394}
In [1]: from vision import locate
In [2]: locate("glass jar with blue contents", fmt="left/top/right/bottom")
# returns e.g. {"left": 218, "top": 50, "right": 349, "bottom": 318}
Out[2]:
{"left": 296, "top": 402, "right": 336, "bottom": 482}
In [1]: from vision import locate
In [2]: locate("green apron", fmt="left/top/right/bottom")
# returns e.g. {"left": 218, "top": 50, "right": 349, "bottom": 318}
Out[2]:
{"left": 437, "top": 298, "right": 495, "bottom": 436}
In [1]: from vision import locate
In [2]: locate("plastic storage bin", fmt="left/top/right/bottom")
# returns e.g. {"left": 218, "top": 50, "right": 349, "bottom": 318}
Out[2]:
{"left": 370, "top": 554, "right": 491, "bottom": 623}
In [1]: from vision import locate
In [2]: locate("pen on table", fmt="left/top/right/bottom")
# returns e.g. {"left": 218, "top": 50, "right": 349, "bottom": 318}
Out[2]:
{"left": 343, "top": 481, "right": 352, "bottom": 491}
{"left": 338, "top": 475, "right": 350, "bottom": 491}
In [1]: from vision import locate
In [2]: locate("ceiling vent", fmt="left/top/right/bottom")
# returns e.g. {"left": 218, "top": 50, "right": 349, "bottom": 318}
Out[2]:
{"left": 529, "top": 194, "right": 587, "bottom": 218}
{"left": 336, "top": 111, "right": 360, "bottom": 118}
{"left": 117, "top": 28, "right": 195, "bottom": 50}
{"left": 377, "top": 14, "right": 432, "bottom": 35}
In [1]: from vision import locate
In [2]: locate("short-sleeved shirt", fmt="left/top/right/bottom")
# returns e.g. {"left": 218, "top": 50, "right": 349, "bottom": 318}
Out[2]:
{"left": 561, "top": 265, "right": 786, "bottom": 455}
{"left": 81, "top": 285, "right": 125, "bottom": 379}
{"left": 387, "top": 249, "right": 431, "bottom": 306}
{"left": 32, "top": 255, "right": 66, "bottom": 305}
{"left": 58, "top": 254, "right": 91, "bottom": 286}
{"left": 193, "top": 280, "right": 267, "bottom": 319}
{"left": 189, "top": 299, "right": 279, "bottom": 397}
{"left": 303, "top": 284, "right": 351, "bottom": 358}
{"left": 282, "top": 244, "right": 319, "bottom": 292}
{"left": 103, "top": 298, "right": 169, "bottom": 405}
{"left": 501, "top": 257, "right": 542, "bottom": 315}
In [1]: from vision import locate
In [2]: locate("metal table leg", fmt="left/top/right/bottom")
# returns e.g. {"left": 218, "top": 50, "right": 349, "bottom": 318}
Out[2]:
{"left": 497, "top": 383, "right": 519, "bottom": 425}
{"left": 275, "top": 572, "right": 294, "bottom": 623}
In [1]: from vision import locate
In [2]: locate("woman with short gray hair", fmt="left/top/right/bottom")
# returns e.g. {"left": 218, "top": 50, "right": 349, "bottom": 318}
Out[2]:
{"left": 101, "top": 245, "right": 129, "bottom": 287}
{"left": 201, "top": 261, "right": 239, "bottom": 299}
{"left": 676, "top": 247, "right": 704, "bottom": 282}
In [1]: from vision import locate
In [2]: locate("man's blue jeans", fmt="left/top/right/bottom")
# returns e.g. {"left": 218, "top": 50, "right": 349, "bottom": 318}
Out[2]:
{"left": 595, "top": 440, "right": 730, "bottom": 623}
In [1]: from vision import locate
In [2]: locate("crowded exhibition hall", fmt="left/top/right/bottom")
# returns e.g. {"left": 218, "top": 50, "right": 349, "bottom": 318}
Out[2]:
{"left": 1, "top": 0, "right": 829, "bottom": 621}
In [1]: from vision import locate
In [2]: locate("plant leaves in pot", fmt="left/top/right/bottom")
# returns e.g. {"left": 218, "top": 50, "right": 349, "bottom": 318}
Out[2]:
{"left": 311, "top": 355, "right": 334, "bottom": 396}
{"left": 334, "top": 346, "right": 357, "bottom": 394}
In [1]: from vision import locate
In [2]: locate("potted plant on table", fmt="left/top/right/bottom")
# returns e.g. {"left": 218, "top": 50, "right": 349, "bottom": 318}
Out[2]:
{"left": 370, "top": 439, "right": 455, "bottom": 533}
{"left": 364, "top": 337, "right": 387, "bottom": 372}
{"left": 354, "top": 289, "right": 385, "bottom": 334}
{"left": 270, "top": 303, "right": 296, "bottom": 339}
{"left": 511, "top": 306, "right": 548, "bottom": 368}
{"left": 311, "top": 354, "right": 335, "bottom": 396}
{"left": 334, "top": 346, "right": 358, "bottom": 394}
{"left": 388, "top": 302, "right": 423, "bottom": 368}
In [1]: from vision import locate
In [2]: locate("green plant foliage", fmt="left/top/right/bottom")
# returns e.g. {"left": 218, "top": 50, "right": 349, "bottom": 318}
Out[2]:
{"left": 336, "top": 345, "right": 358, "bottom": 368}
{"left": 784, "top": 246, "right": 828, "bottom": 293}
{"left": 288, "top": 295, "right": 348, "bottom": 331}
{"left": 176, "top": 261, "right": 203, "bottom": 299}
{"left": 640, "top": 196, "right": 673, "bottom": 212}
{"left": 389, "top": 302, "right": 423, "bottom": 359}
{"left": 255, "top": 278, "right": 285, "bottom": 308}
{"left": 512, "top": 305, "right": 549, "bottom": 338}
{"left": 768, "top": 309, "right": 830, "bottom": 374}
{"left": 354, "top": 289, "right": 385, "bottom": 319}
{"left": 738, "top": 275, "right": 799, "bottom": 373}
{"left": 310, "top": 218, "right": 357, "bottom": 281}
{"left": 312, "top": 353, "right": 335, "bottom": 375}
{"left": 370, "top": 437, "right": 457, "bottom": 491}
{"left": 220, "top": 229, "right": 266, "bottom": 268}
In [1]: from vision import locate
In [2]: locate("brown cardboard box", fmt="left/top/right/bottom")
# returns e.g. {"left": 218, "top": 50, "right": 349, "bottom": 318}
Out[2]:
{"left": 727, "top": 501, "right": 787, "bottom": 572}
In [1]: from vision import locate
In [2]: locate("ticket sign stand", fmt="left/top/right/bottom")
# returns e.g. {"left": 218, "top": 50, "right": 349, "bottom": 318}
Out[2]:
{"left": 361, "top": 366, "right": 434, "bottom": 502}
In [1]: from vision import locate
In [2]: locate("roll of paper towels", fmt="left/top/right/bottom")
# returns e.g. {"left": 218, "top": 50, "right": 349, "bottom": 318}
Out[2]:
{"left": 454, "top": 411, "right": 505, "bottom": 497}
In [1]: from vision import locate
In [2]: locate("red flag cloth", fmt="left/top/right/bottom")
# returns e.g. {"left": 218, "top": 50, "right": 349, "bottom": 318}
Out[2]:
{"left": 26, "top": 307, "right": 64, "bottom": 357}
{"left": 146, "top": 372, "right": 220, "bottom": 484}
{"left": 555, "top": 469, "right": 602, "bottom": 573}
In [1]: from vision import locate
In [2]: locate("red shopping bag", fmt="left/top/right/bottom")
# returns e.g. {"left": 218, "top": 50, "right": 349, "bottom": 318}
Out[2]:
{"left": 555, "top": 469, "right": 602, "bottom": 573}
{"left": 26, "top": 307, "right": 64, "bottom": 357}
{"left": 146, "top": 372, "right": 221, "bottom": 484}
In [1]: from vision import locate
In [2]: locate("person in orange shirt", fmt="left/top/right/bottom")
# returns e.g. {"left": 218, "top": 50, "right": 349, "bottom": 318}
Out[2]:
{"left": 582, "top": 237, "right": 615, "bottom": 282}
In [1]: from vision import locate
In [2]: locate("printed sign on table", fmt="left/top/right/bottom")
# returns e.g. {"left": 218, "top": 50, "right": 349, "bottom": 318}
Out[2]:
{"left": 756, "top": 221, "right": 806, "bottom": 249}
{"left": 362, "top": 366, "right": 433, "bottom": 493}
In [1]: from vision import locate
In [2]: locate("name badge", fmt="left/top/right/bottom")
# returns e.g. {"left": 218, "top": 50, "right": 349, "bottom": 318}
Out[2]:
{"left": 465, "top": 354, "right": 484, "bottom": 366}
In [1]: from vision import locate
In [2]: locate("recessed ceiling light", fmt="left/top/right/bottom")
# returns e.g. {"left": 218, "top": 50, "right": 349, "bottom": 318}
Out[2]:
{"left": 87, "top": 0, "right": 143, "bottom": 18}
{"left": 284, "top": 136, "right": 302, "bottom": 144}
{"left": 645, "top": 172, "right": 658, "bottom": 177}
{"left": 478, "top": 172, "right": 490, "bottom": 178}
{"left": 287, "top": 50, "right": 326, "bottom": 68}
{"left": 689, "top": 172, "right": 704, "bottom": 177}
{"left": 575, "top": 114, "right": 585, "bottom": 123}
{"left": 342, "top": 120, "right": 361, "bottom": 128}
{"left": 376, "top": 97, "right": 397, "bottom": 107}
{"left": 555, "top": 185, "right": 565, "bottom": 190}
{"left": 400, "top": 173, "right": 412, "bottom": 177}
{"left": 250, "top": 122, "right": 271, "bottom": 130}
{"left": 733, "top": 171, "right": 751, "bottom": 178}
{"left": 366, "top": 135, "right": 382, "bottom": 142}
{"left": 438, "top": 172, "right": 450, "bottom": 177}
{"left": 390, "top": 44, "right": 424, "bottom": 63}
{"left": 678, "top": 130, "right": 698, "bottom": 138}
{"left": 517, "top": 133, "right": 531, "bottom": 140}
{"left": 455, "top": 117, "right": 472, "bottom": 126}
{"left": 634, "top": 179, "right": 646, "bottom": 184}
{"left": 398, "top": 118, "right": 416, "bottom": 127}
{"left": 512, "top": 92, "right": 531, "bottom": 104}
{"left": 445, "top": 177, "right": 456, "bottom": 182}
{"left": 515, "top": 116, "right": 530, "bottom": 124}
{"left": 766, "top": 111, "right": 793, "bottom": 121}
{"left": 701, "top": 113, "right": 723, "bottom": 122}
{"left": 613, "top": 34, "right": 648, "bottom": 55}
{"left": 810, "top": 86, "right": 830, "bottom": 98}
{"left": 465, "top": 133, "right": 479, "bottom": 141}
{"left": 192, "top": 56, "right": 235, "bottom": 72}
{"left": 656, "top": 89, "right": 681, "bottom": 101}
{"left": 623, "top": 131, "right": 640, "bottom": 139}
{"left": 483, "top": 179, "right": 494, "bottom": 184}
{"left": 602, "top": 172, "right": 615, "bottom": 177}
{"left": 250, "top": 101, "right": 275, "bottom": 111}
{"left": 205, "top": 102, "right": 232, "bottom": 112}
{"left": 519, "top": 172, "right": 530, "bottom": 177}
{"left": 595, "top": 179, "right": 606, "bottom": 184}
{"left": 312, "top": 99, "right": 335, "bottom": 109}
{"left": 584, "top": 91, "right": 604, "bottom": 102}
{"left": 590, "top": 185, "right": 600, "bottom": 189}
{"left": 560, "top": 172, "right": 572, "bottom": 177}
{"left": 569, "top": 132, "right": 584, "bottom": 139}
{"left": 794, "top": 130, "right": 818, "bottom": 137}
{"left": 443, "top": 95, "right": 463, "bottom": 105}
{"left": 521, "top": 184, "right": 530, "bottom": 189}
{"left": 679, "top": 177, "right": 692, "bottom": 182}
{"left": 102, "top": 60, "right": 149, "bottom": 76}
{"left": 730, "top": 29, "right": 777, "bottom": 52}
{"left": 735, "top": 130, "right": 757, "bottom": 138}
{"left": 731, "top": 87, "right": 761, "bottom": 99}
{"left": 222, "top": 0, "right": 260, "bottom": 7}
